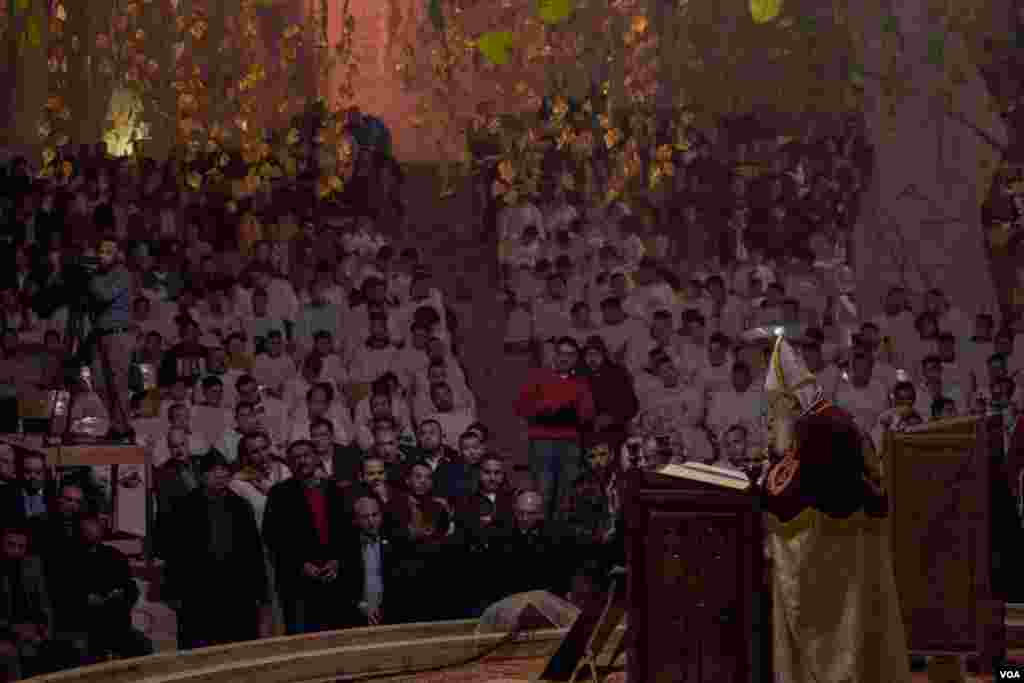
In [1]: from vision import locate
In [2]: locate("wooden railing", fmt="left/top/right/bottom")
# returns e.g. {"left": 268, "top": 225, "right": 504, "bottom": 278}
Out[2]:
{"left": 26, "top": 620, "right": 628, "bottom": 683}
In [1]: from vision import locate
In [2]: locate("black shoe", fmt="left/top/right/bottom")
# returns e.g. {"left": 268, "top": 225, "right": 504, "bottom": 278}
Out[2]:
{"left": 105, "top": 428, "right": 137, "bottom": 444}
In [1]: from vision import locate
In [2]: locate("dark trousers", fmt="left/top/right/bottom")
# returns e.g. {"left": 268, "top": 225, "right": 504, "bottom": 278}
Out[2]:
{"left": 280, "top": 582, "right": 344, "bottom": 635}
{"left": 178, "top": 598, "right": 259, "bottom": 650}
{"left": 0, "top": 397, "right": 16, "bottom": 433}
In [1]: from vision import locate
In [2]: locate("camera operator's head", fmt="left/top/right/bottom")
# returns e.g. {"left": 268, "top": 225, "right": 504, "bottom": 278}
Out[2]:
{"left": 95, "top": 233, "right": 120, "bottom": 270}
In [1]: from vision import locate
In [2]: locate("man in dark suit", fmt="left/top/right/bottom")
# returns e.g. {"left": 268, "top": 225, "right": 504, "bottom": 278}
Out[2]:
{"left": 29, "top": 483, "right": 84, "bottom": 562}
{"left": 0, "top": 523, "right": 77, "bottom": 679}
{"left": 52, "top": 512, "right": 153, "bottom": 662}
{"left": 2, "top": 453, "right": 50, "bottom": 524}
{"left": 337, "top": 494, "right": 411, "bottom": 628}
{"left": 263, "top": 440, "right": 347, "bottom": 635}
{"left": 453, "top": 454, "right": 516, "bottom": 535}
{"left": 309, "top": 417, "right": 363, "bottom": 487}
{"left": 152, "top": 427, "right": 201, "bottom": 560}
{"left": 492, "top": 490, "right": 578, "bottom": 600}
{"left": 162, "top": 449, "right": 268, "bottom": 650}
{"left": 448, "top": 454, "right": 517, "bottom": 618}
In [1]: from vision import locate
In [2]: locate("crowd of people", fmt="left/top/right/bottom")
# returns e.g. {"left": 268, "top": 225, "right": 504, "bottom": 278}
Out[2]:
{"left": 0, "top": 126, "right": 612, "bottom": 680}
{"left": 0, "top": 110, "right": 1021, "bottom": 680}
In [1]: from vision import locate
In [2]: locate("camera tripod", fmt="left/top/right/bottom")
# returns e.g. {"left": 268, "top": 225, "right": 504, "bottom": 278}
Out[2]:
{"left": 53, "top": 289, "right": 98, "bottom": 444}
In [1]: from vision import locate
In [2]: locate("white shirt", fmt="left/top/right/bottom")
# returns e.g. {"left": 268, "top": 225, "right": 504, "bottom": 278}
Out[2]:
{"left": 833, "top": 376, "right": 890, "bottom": 435}
{"left": 229, "top": 462, "right": 292, "bottom": 528}
{"left": 190, "top": 405, "right": 233, "bottom": 449}
{"left": 348, "top": 342, "right": 399, "bottom": 385}
{"left": 264, "top": 277, "right": 301, "bottom": 323}
{"left": 424, "top": 408, "right": 477, "bottom": 448}
{"left": 541, "top": 202, "right": 578, "bottom": 236}
{"left": 694, "top": 356, "right": 734, "bottom": 396}
{"left": 532, "top": 297, "right": 572, "bottom": 341}
{"left": 288, "top": 404, "right": 355, "bottom": 445}
{"left": 252, "top": 353, "right": 297, "bottom": 392}
{"left": 623, "top": 283, "right": 678, "bottom": 323}
{"left": 498, "top": 203, "right": 545, "bottom": 242}
{"left": 706, "top": 387, "right": 764, "bottom": 445}
{"left": 596, "top": 318, "right": 648, "bottom": 363}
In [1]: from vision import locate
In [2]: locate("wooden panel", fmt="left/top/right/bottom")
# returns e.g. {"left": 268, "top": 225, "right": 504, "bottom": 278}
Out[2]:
{"left": 0, "top": 434, "right": 147, "bottom": 466}
{"left": 25, "top": 621, "right": 625, "bottom": 683}
{"left": 886, "top": 419, "right": 995, "bottom": 656}
{"left": 624, "top": 470, "right": 766, "bottom": 683}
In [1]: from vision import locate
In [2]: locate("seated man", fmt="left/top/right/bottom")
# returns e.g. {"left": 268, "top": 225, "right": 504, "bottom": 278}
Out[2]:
{"left": 421, "top": 382, "right": 476, "bottom": 449}
{"left": 433, "top": 429, "right": 485, "bottom": 501}
{"left": 386, "top": 461, "right": 451, "bottom": 545}
{"left": 633, "top": 355, "right": 713, "bottom": 464}
{"left": 705, "top": 360, "right": 763, "bottom": 452}
{"left": 355, "top": 379, "right": 414, "bottom": 451}
{"left": 412, "top": 419, "right": 459, "bottom": 473}
{"left": 492, "top": 491, "right": 578, "bottom": 599}
{"left": 713, "top": 423, "right": 760, "bottom": 474}
{"left": 0, "top": 524, "right": 75, "bottom": 680}
{"left": 310, "top": 417, "right": 364, "bottom": 487}
{"left": 53, "top": 512, "right": 153, "bottom": 663}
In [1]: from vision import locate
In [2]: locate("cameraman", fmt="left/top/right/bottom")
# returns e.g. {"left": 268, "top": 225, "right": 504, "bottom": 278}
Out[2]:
{"left": 88, "top": 228, "right": 135, "bottom": 442}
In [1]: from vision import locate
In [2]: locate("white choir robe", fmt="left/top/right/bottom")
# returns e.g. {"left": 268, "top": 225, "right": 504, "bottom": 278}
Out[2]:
{"left": 288, "top": 404, "right": 356, "bottom": 445}
{"left": 595, "top": 318, "right": 648, "bottom": 366}
{"left": 252, "top": 353, "right": 298, "bottom": 393}
{"left": 532, "top": 297, "right": 573, "bottom": 342}
{"left": 228, "top": 462, "right": 292, "bottom": 528}
{"left": 633, "top": 381, "right": 711, "bottom": 463}
{"left": 347, "top": 343, "right": 400, "bottom": 385}
{"left": 423, "top": 408, "right": 478, "bottom": 449}
{"left": 705, "top": 387, "right": 765, "bottom": 447}
{"left": 190, "top": 405, "right": 233, "bottom": 451}
{"left": 353, "top": 395, "right": 413, "bottom": 441}
{"left": 833, "top": 377, "right": 891, "bottom": 438}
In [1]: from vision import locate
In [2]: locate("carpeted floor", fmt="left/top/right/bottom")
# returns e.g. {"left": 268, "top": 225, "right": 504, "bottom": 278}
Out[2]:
{"left": 384, "top": 661, "right": 999, "bottom": 682}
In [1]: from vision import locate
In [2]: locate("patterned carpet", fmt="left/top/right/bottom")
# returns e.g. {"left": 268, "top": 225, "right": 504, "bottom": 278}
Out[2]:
{"left": 384, "top": 661, "right": 994, "bottom": 682}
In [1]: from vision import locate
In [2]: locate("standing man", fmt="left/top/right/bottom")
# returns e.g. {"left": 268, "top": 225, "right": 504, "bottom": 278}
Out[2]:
{"left": 262, "top": 440, "right": 345, "bottom": 635}
{"left": 162, "top": 450, "right": 269, "bottom": 650}
{"left": 89, "top": 232, "right": 136, "bottom": 442}
{"left": 515, "top": 337, "right": 595, "bottom": 521}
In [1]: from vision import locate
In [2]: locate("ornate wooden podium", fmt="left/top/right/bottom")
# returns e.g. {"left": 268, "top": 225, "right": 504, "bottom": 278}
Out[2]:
{"left": 885, "top": 415, "right": 1006, "bottom": 673}
{"left": 623, "top": 468, "right": 768, "bottom": 683}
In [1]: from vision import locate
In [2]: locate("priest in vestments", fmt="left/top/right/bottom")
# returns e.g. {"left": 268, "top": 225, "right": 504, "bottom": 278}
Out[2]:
{"left": 763, "top": 336, "right": 911, "bottom": 683}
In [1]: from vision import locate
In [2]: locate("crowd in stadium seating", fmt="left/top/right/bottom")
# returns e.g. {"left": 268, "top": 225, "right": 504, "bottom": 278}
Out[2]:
{"left": 0, "top": 111, "right": 1021, "bottom": 679}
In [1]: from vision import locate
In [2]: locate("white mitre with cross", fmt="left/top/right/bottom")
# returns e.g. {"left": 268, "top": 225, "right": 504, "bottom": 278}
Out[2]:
{"left": 765, "top": 335, "right": 825, "bottom": 418}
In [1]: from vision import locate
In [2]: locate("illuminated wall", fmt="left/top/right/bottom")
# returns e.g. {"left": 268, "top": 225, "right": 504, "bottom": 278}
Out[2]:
{"left": 318, "top": 0, "right": 436, "bottom": 161}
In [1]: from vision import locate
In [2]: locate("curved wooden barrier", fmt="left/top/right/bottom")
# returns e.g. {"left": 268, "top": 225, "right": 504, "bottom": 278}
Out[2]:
{"left": 25, "top": 620, "right": 627, "bottom": 683}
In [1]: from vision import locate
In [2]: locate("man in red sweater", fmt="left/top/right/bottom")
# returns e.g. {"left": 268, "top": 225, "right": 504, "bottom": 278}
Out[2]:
{"left": 515, "top": 336, "right": 595, "bottom": 521}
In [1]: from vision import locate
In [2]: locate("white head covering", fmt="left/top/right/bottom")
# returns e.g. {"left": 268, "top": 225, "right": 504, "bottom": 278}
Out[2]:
{"left": 765, "top": 335, "right": 824, "bottom": 417}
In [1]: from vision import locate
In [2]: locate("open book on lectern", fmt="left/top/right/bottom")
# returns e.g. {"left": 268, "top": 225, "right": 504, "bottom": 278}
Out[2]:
{"left": 657, "top": 462, "right": 751, "bottom": 491}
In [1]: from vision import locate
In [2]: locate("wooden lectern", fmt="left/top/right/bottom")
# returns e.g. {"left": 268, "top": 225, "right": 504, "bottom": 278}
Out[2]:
{"left": 623, "top": 468, "right": 768, "bottom": 683}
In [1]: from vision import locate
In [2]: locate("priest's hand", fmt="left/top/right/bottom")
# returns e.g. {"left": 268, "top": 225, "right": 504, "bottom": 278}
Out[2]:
{"left": 302, "top": 562, "right": 322, "bottom": 580}
{"left": 321, "top": 560, "right": 339, "bottom": 582}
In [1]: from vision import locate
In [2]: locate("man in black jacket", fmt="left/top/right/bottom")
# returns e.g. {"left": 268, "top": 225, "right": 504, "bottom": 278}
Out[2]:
{"left": 262, "top": 440, "right": 347, "bottom": 635}
{"left": 163, "top": 449, "right": 268, "bottom": 650}
{"left": 53, "top": 512, "right": 153, "bottom": 662}
{"left": 337, "top": 493, "right": 412, "bottom": 628}
{"left": 492, "top": 490, "right": 578, "bottom": 600}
